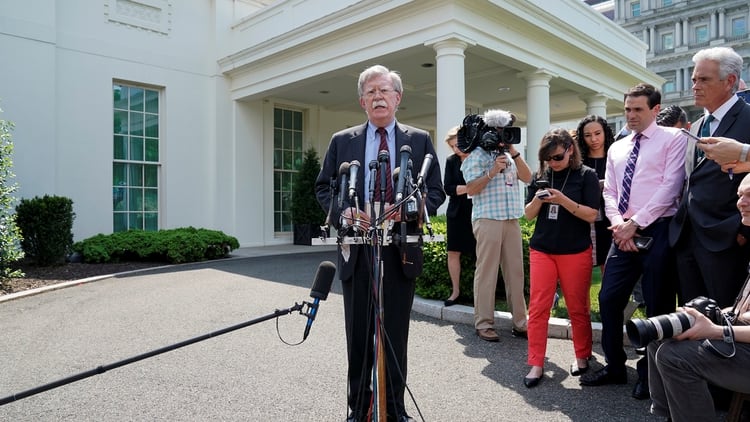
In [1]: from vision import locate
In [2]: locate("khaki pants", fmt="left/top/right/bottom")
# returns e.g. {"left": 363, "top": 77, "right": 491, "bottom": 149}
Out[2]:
{"left": 472, "top": 218, "right": 528, "bottom": 331}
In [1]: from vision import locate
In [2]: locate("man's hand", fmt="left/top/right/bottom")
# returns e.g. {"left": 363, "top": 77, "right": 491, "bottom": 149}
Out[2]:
{"left": 610, "top": 220, "right": 639, "bottom": 252}
{"left": 699, "top": 137, "right": 744, "bottom": 165}
{"left": 674, "top": 307, "right": 723, "bottom": 341}
{"left": 341, "top": 207, "right": 371, "bottom": 231}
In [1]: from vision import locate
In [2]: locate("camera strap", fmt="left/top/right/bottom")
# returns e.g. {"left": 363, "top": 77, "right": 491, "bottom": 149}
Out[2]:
{"left": 702, "top": 313, "right": 736, "bottom": 359}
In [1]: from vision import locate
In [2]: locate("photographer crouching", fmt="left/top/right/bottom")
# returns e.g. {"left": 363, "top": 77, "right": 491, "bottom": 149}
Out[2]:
{"left": 646, "top": 172, "right": 750, "bottom": 421}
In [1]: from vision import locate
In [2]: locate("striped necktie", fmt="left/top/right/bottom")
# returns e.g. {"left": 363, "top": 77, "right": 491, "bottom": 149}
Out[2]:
{"left": 618, "top": 133, "right": 642, "bottom": 215}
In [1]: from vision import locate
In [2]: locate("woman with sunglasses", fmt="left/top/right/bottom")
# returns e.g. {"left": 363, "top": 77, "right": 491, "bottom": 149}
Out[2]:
{"left": 522, "top": 128, "right": 601, "bottom": 388}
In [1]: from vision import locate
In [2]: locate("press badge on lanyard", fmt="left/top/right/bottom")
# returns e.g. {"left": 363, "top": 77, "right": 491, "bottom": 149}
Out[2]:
{"left": 548, "top": 204, "right": 559, "bottom": 220}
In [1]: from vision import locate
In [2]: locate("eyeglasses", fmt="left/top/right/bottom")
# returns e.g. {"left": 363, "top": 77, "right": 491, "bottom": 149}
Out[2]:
{"left": 546, "top": 146, "right": 570, "bottom": 162}
{"left": 364, "top": 87, "right": 397, "bottom": 98}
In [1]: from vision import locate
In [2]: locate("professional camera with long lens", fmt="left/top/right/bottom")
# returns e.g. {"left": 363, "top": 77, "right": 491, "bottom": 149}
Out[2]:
{"left": 457, "top": 109, "right": 521, "bottom": 153}
{"left": 626, "top": 296, "right": 723, "bottom": 348}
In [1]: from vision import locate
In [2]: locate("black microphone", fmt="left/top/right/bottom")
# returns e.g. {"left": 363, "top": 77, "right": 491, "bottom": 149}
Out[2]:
{"left": 378, "top": 150, "right": 390, "bottom": 202}
{"left": 337, "top": 162, "right": 349, "bottom": 209}
{"left": 304, "top": 261, "right": 336, "bottom": 340}
{"left": 395, "top": 145, "right": 411, "bottom": 202}
{"left": 416, "top": 153, "right": 433, "bottom": 188}
{"left": 348, "top": 160, "right": 360, "bottom": 200}
{"left": 368, "top": 160, "right": 378, "bottom": 200}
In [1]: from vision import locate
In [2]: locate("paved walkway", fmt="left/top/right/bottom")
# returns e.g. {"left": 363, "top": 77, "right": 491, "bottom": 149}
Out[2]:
{"left": 0, "top": 245, "right": 661, "bottom": 421}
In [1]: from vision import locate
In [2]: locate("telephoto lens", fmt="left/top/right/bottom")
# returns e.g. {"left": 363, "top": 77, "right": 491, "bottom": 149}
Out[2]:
{"left": 626, "top": 311, "right": 695, "bottom": 348}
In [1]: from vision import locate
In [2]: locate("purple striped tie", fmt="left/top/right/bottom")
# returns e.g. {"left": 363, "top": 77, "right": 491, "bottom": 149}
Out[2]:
{"left": 618, "top": 133, "right": 642, "bottom": 215}
{"left": 374, "top": 127, "right": 393, "bottom": 203}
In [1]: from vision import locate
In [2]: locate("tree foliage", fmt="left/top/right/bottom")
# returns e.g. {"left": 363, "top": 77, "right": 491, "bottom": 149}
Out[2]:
{"left": 0, "top": 108, "right": 24, "bottom": 291}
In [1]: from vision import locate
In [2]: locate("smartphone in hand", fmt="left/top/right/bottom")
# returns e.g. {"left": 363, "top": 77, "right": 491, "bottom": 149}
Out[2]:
{"left": 633, "top": 236, "right": 653, "bottom": 250}
{"left": 681, "top": 129, "right": 705, "bottom": 144}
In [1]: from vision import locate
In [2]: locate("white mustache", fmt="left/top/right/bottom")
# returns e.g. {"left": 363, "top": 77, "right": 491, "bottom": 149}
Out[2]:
{"left": 372, "top": 101, "right": 387, "bottom": 108}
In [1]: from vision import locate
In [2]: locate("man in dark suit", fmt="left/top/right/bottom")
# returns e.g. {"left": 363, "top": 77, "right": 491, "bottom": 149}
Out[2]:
{"left": 669, "top": 46, "right": 750, "bottom": 309}
{"left": 315, "top": 65, "right": 445, "bottom": 422}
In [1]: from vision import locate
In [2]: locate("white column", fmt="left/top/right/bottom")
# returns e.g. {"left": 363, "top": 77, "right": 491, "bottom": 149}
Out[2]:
{"left": 676, "top": 68, "right": 683, "bottom": 93}
{"left": 583, "top": 93, "right": 608, "bottom": 118}
{"left": 648, "top": 26, "right": 655, "bottom": 51}
{"left": 431, "top": 39, "right": 469, "bottom": 169}
{"left": 683, "top": 19, "right": 689, "bottom": 46}
{"left": 521, "top": 69, "right": 555, "bottom": 172}
{"left": 718, "top": 8, "right": 726, "bottom": 38}
{"left": 675, "top": 21, "right": 682, "bottom": 46}
{"left": 711, "top": 10, "right": 717, "bottom": 38}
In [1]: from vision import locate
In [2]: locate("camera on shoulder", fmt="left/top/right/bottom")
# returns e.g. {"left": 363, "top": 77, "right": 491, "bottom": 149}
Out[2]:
{"left": 457, "top": 109, "right": 521, "bottom": 153}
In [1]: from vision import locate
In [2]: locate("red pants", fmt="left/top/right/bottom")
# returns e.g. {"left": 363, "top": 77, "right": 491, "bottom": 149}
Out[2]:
{"left": 527, "top": 247, "right": 593, "bottom": 367}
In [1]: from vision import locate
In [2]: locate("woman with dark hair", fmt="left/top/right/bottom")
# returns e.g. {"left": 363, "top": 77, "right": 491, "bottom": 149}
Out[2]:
{"left": 576, "top": 115, "right": 615, "bottom": 273}
{"left": 522, "top": 128, "right": 601, "bottom": 388}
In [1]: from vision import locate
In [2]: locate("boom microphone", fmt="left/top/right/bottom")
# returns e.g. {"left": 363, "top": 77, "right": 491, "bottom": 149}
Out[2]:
{"left": 303, "top": 261, "right": 337, "bottom": 340}
{"left": 348, "top": 160, "right": 360, "bottom": 200}
{"left": 337, "top": 162, "right": 350, "bottom": 209}
{"left": 483, "top": 109, "right": 514, "bottom": 128}
{"left": 416, "top": 153, "right": 433, "bottom": 189}
{"left": 395, "top": 145, "right": 411, "bottom": 202}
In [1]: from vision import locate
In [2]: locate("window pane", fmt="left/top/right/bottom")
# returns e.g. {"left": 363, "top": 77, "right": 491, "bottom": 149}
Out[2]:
{"left": 283, "top": 109, "right": 292, "bottom": 129}
{"left": 733, "top": 18, "right": 746, "bottom": 37}
{"left": 130, "top": 112, "right": 144, "bottom": 136}
{"left": 145, "top": 139, "right": 159, "bottom": 162}
{"left": 113, "top": 187, "right": 127, "bottom": 211}
{"left": 114, "top": 85, "right": 128, "bottom": 110}
{"left": 696, "top": 26, "right": 708, "bottom": 43}
{"left": 114, "top": 213, "right": 128, "bottom": 232}
{"left": 144, "top": 213, "right": 158, "bottom": 231}
{"left": 128, "top": 213, "right": 143, "bottom": 230}
{"left": 144, "top": 165, "right": 158, "bottom": 187}
{"left": 114, "top": 110, "right": 128, "bottom": 134}
{"left": 293, "top": 111, "right": 302, "bottom": 130}
{"left": 129, "top": 164, "right": 143, "bottom": 186}
{"left": 129, "top": 187, "right": 143, "bottom": 211}
{"left": 283, "top": 150, "right": 293, "bottom": 170}
{"left": 144, "top": 188, "right": 158, "bottom": 211}
{"left": 114, "top": 135, "right": 127, "bottom": 159}
{"left": 129, "top": 87, "right": 144, "bottom": 112}
{"left": 274, "top": 128, "right": 282, "bottom": 149}
{"left": 145, "top": 89, "right": 158, "bottom": 113}
{"left": 294, "top": 131, "right": 302, "bottom": 152}
{"left": 129, "top": 137, "right": 144, "bottom": 161}
{"left": 145, "top": 113, "right": 158, "bottom": 137}
{"left": 113, "top": 163, "right": 127, "bottom": 185}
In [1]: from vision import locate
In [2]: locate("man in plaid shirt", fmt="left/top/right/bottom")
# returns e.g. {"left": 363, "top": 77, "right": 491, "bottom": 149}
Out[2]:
{"left": 461, "top": 110, "right": 532, "bottom": 342}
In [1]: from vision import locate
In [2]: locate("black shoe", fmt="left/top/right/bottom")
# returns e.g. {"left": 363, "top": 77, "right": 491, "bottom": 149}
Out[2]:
{"left": 570, "top": 362, "right": 590, "bottom": 376}
{"left": 632, "top": 379, "right": 650, "bottom": 400}
{"left": 523, "top": 375, "right": 542, "bottom": 388}
{"left": 444, "top": 298, "right": 457, "bottom": 307}
{"left": 579, "top": 367, "right": 627, "bottom": 386}
{"left": 511, "top": 327, "right": 528, "bottom": 339}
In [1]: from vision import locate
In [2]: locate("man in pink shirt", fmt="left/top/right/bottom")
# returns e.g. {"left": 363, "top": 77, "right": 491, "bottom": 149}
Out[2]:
{"left": 580, "top": 83, "right": 685, "bottom": 401}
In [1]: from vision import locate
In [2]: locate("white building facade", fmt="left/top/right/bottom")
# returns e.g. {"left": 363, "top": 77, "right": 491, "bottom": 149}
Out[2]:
{"left": 0, "top": 0, "right": 658, "bottom": 246}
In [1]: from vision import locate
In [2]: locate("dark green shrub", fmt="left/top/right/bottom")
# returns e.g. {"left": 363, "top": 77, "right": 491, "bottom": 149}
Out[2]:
{"left": 72, "top": 227, "right": 239, "bottom": 264}
{"left": 16, "top": 195, "right": 75, "bottom": 266}
{"left": 291, "top": 147, "right": 326, "bottom": 225}
{"left": 415, "top": 215, "right": 534, "bottom": 301}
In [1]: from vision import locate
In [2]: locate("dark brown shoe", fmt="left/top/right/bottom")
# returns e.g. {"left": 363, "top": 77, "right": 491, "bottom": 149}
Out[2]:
{"left": 476, "top": 328, "right": 499, "bottom": 342}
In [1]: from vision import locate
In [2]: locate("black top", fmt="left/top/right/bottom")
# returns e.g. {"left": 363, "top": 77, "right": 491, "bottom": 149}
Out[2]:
{"left": 526, "top": 165, "right": 600, "bottom": 254}
{"left": 444, "top": 154, "right": 472, "bottom": 218}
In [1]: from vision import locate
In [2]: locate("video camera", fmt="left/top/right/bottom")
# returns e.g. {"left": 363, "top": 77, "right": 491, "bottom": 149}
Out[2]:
{"left": 456, "top": 109, "right": 521, "bottom": 153}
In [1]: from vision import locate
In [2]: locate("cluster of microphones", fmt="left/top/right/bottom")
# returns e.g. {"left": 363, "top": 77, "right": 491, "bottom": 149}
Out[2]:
{"left": 333, "top": 146, "right": 433, "bottom": 232}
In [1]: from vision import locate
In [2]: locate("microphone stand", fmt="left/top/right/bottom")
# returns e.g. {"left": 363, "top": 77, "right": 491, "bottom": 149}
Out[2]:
{"left": 0, "top": 301, "right": 316, "bottom": 406}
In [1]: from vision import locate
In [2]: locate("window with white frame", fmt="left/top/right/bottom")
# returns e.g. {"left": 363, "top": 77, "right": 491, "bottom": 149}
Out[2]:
{"left": 662, "top": 76, "right": 676, "bottom": 93}
{"left": 662, "top": 0, "right": 672, "bottom": 7}
{"left": 695, "top": 25, "right": 708, "bottom": 44}
{"left": 631, "top": 1, "right": 641, "bottom": 17}
{"left": 273, "top": 107, "right": 303, "bottom": 233}
{"left": 732, "top": 17, "right": 747, "bottom": 37}
{"left": 661, "top": 32, "right": 674, "bottom": 50}
{"left": 113, "top": 83, "right": 160, "bottom": 232}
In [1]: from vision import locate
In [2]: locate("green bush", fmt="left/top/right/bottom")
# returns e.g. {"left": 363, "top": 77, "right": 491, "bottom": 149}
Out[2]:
{"left": 16, "top": 195, "right": 75, "bottom": 266}
{"left": 291, "top": 147, "right": 326, "bottom": 225}
{"left": 0, "top": 108, "right": 24, "bottom": 290}
{"left": 72, "top": 227, "right": 240, "bottom": 264}
{"left": 415, "top": 215, "right": 534, "bottom": 301}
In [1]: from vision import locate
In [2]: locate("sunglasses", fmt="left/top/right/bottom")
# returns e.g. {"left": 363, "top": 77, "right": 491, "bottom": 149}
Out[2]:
{"left": 546, "top": 145, "right": 570, "bottom": 162}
